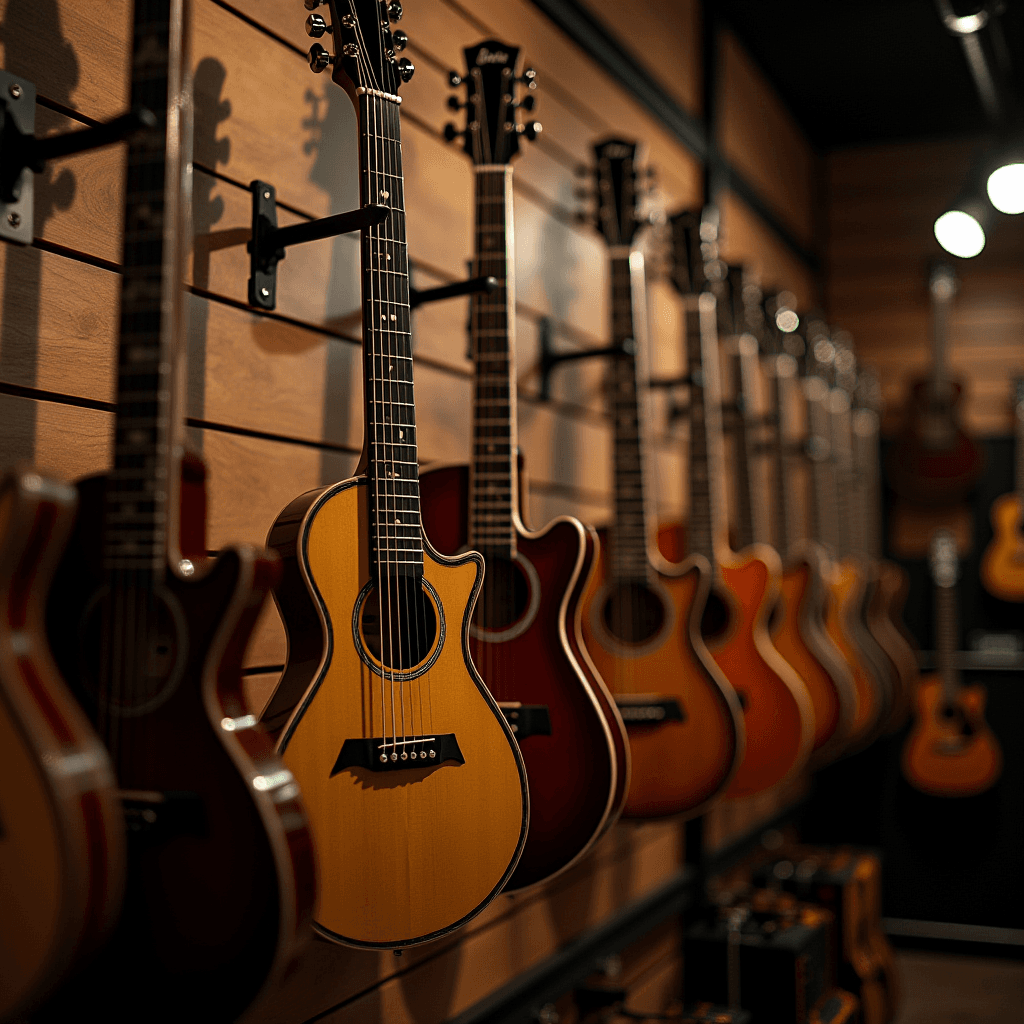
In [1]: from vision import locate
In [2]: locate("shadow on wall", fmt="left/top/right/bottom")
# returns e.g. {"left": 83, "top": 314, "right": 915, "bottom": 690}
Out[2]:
{"left": 0, "top": 0, "right": 78, "bottom": 462}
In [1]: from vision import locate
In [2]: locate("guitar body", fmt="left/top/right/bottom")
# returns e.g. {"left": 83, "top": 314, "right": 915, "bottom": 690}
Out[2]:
{"left": 0, "top": 472, "right": 124, "bottom": 1021}
{"left": 583, "top": 527, "right": 743, "bottom": 819}
{"left": 269, "top": 478, "right": 528, "bottom": 946}
{"left": 773, "top": 541, "right": 857, "bottom": 761}
{"left": 902, "top": 676, "right": 1002, "bottom": 797}
{"left": 42, "top": 474, "right": 315, "bottom": 1022}
{"left": 419, "top": 463, "right": 616, "bottom": 889}
{"left": 705, "top": 543, "right": 815, "bottom": 797}
{"left": 824, "top": 559, "right": 889, "bottom": 747}
{"left": 981, "top": 493, "right": 1024, "bottom": 602}
{"left": 867, "top": 562, "right": 919, "bottom": 731}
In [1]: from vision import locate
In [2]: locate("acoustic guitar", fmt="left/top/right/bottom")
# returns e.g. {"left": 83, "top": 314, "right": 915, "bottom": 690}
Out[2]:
{"left": 578, "top": 147, "right": 744, "bottom": 819}
{"left": 263, "top": 3, "right": 529, "bottom": 948}
{"left": 662, "top": 211, "right": 814, "bottom": 798}
{"left": 887, "top": 262, "right": 983, "bottom": 504}
{"left": 40, "top": 3, "right": 317, "bottom": 1018}
{"left": 727, "top": 280, "right": 855, "bottom": 763}
{"left": 902, "top": 530, "right": 1002, "bottom": 797}
{"left": 0, "top": 471, "right": 125, "bottom": 1021}
{"left": 980, "top": 378, "right": 1024, "bottom": 601}
{"left": 419, "top": 39, "right": 621, "bottom": 890}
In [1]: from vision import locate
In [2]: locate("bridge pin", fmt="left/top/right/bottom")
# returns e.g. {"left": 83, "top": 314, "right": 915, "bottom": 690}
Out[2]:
{"left": 401, "top": 752, "right": 408, "bottom": 760}
{"left": 391, "top": 752, "right": 398, "bottom": 762}
{"left": 379, "top": 754, "right": 388, "bottom": 763}
{"left": 429, "top": 749, "right": 436, "bottom": 758}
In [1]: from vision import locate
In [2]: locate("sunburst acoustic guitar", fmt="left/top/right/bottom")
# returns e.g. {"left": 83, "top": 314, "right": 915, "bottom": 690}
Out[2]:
{"left": 262, "top": 2, "right": 529, "bottom": 948}
{"left": 578, "top": 144, "right": 744, "bottom": 819}
{"left": 39, "top": 3, "right": 316, "bottom": 1018}
{"left": 903, "top": 530, "right": 1002, "bottom": 797}
{"left": 661, "top": 211, "right": 814, "bottom": 798}
{"left": 0, "top": 471, "right": 125, "bottom": 1021}
{"left": 419, "top": 39, "right": 621, "bottom": 891}
{"left": 981, "top": 378, "right": 1024, "bottom": 601}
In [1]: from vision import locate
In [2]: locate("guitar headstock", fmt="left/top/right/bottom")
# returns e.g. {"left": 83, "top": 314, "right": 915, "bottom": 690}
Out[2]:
{"left": 668, "top": 207, "right": 721, "bottom": 297}
{"left": 444, "top": 40, "right": 540, "bottom": 165}
{"left": 304, "top": 0, "right": 414, "bottom": 99}
{"left": 1014, "top": 376, "right": 1024, "bottom": 414}
{"left": 929, "top": 529, "right": 959, "bottom": 589}
{"left": 929, "top": 260, "right": 958, "bottom": 303}
{"left": 584, "top": 139, "right": 653, "bottom": 249}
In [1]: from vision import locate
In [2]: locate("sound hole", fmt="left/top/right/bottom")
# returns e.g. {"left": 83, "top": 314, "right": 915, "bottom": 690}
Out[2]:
{"left": 81, "top": 587, "right": 183, "bottom": 714}
{"left": 601, "top": 582, "right": 666, "bottom": 645}
{"left": 361, "top": 575, "right": 438, "bottom": 671}
{"left": 475, "top": 554, "right": 531, "bottom": 631}
{"left": 700, "top": 588, "right": 731, "bottom": 640}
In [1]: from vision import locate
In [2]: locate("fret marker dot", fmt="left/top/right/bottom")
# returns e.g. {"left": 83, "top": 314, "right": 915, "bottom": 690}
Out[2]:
{"left": 380, "top": 190, "right": 389, "bottom": 199}
{"left": 394, "top": 518, "right": 400, "bottom": 525}
{"left": 390, "top": 314, "right": 396, "bottom": 321}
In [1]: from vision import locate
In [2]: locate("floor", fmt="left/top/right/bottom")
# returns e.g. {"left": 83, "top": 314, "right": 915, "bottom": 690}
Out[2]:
{"left": 893, "top": 950, "right": 1024, "bottom": 1024}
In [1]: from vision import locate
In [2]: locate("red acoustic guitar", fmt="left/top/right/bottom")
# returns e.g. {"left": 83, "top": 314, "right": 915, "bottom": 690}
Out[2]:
{"left": 580, "top": 155, "right": 745, "bottom": 819}
{"left": 662, "top": 212, "right": 814, "bottom": 798}
{"left": 420, "top": 40, "right": 622, "bottom": 890}
{"left": 0, "top": 470, "right": 125, "bottom": 1021}
{"left": 39, "top": 4, "right": 315, "bottom": 1017}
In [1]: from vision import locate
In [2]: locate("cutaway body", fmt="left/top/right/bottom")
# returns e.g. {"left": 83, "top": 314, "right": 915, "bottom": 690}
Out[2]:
{"left": 902, "top": 677, "right": 1002, "bottom": 797}
{"left": 981, "top": 493, "right": 1024, "bottom": 602}
{"left": 773, "top": 541, "right": 857, "bottom": 762}
{"left": 419, "top": 463, "right": 616, "bottom": 889}
{"left": 0, "top": 472, "right": 125, "bottom": 1021}
{"left": 706, "top": 543, "right": 815, "bottom": 797}
{"left": 269, "top": 478, "right": 528, "bottom": 946}
{"left": 583, "top": 528, "right": 743, "bottom": 819}
{"left": 41, "top": 474, "right": 315, "bottom": 1022}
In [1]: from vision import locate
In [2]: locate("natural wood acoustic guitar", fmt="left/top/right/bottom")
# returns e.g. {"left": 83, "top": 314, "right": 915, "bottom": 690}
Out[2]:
{"left": 662, "top": 212, "right": 814, "bottom": 798}
{"left": 419, "top": 40, "right": 621, "bottom": 890}
{"left": 903, "top": 530, "right": 1002, "bottom": 797}
{"left": 729, "top": 283, "right": 856, "bottom": 763}
{"left": 980, "top": 378, "right": 1024, "bottom": 601}
{"left": 262, "top": 4, "right": 529, "bottom": 948}
{"left": 39, "top": 4, "right": 316, "bottom": 1018}
{"left": 0, "top": 471, "right": 125, "bottom": 1021}
{"left": 578, "top": 147, "right": 744, "bottom": 819}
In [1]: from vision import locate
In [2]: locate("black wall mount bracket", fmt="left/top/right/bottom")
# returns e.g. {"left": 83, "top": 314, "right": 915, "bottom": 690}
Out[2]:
{"left": 537, "top": 316, "right": 630, "bottom": 401}
{"left": 247, "top": 179, "right": 391, "bottom": 310}
{"left": 410, "top": 274, "right": 498, "bottom": 310}
{"left": 0, "top": 69, "right": 153, "bottom": 245}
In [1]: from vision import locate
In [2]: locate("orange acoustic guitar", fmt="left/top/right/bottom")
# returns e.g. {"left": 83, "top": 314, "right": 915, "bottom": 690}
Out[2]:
{"left": 420, "top": 40, "right": 622, "bottom": 891}
{"left": 661, "top": 211, "right": 814, "bottom": 799}
{"left": 0, "top": 471, "right": 125, "bottom": 1021}
{"left": 903, "top": 530, "right": 1002, "bottom": 797}
{"left": 728, "top": 282, "right": 856, "bottom": 764}
{"left": 980, "top": 378, "right": 1024, "bottom": 602}
{"left": 578, "top": 146, "right": 744, "bottom": 819}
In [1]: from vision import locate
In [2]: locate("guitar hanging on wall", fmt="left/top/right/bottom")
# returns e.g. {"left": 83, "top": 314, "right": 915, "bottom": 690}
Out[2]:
{"left": 263, "top": 2, "right": 529, "bottom": 948}
{"left": 419, "top": 39, "right": 623, "bottom": 890}
{"left": 40, "top": 2, "right": 316, "bottom": 1018}
{"left": 578, "top": 144, "right": 745, "bottom": 819}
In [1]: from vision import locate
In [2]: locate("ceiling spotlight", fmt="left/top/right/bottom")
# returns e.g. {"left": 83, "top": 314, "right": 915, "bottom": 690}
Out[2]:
{"left": 934, "top": 194, "right": 991, "bottom": 258}
{"left": 986, "top": 161, "right": 1024, "bottom": 215}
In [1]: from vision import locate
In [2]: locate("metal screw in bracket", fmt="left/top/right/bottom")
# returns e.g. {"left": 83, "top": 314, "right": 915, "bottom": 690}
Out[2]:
{"left": 7, "top": 212, "right": 20, "bottom": 227}
{"left": 8, "top": 83, "right": 21, "bottom": 99}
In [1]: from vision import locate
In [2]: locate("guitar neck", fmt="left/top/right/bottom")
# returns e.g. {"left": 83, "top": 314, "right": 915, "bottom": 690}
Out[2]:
{"left": 931, "top": 287, "right": 950, "bottom": 396}
{"left": 358, "top": 92, "right": 421, "bottom": 581}
{"left": 935, "top": 581, "right": 959, "bottom": 705}
{"left": 767, "top": 359, "right": 795, "bottom": 557}
{"left": 853, "top": 407, "right": 882, "bottom": 561}
{"left": 608, "top": 252, "right": 649, "bottom": 582}
{"left": 805, "top": 379, "right": 838, "bottom": 554}
{"left": 1015, "top": 381, "right": 1024, "bottom": 504}
{"left": 731, "top": 338, "right": 767, "bottom": 550}
{"left": 828, "top": 390, "right": 854, "bottom": 559}
{"left": 469, "top": 166, "right": 517, "bottom": 557}
{"left": 684, "top": 293, "right": 727, "bottom": 573}
{"left": 104, "top": 0, "right": 185, "bottom": 578}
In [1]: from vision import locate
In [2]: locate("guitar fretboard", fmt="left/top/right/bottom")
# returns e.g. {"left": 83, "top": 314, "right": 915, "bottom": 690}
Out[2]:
{"left": 469, "top": 167, "right": 517, "bottom": 557}
{"left": 359, "top": 93, "right": 421, "bottom": 579}
{"left": 935, "top": 578, "right": 960, "bottom": 706}
{"left": 608, "top": 254, "right": 648, "bottom": 582}
{"left": 103, "top": 0, "right": 180, "bottom": 575}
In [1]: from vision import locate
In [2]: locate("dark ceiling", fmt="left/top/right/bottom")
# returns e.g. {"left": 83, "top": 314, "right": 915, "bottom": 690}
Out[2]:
{"left": 717, "top": 0, "right": 1024, "bottom": 151}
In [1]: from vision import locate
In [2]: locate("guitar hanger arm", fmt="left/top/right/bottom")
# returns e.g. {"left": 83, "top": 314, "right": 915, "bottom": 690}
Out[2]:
{"left": 537, "top": 316, "right": 630, "bottom": 401}
{"left": 409, "top": 275, "right": 498, "bottom": 310}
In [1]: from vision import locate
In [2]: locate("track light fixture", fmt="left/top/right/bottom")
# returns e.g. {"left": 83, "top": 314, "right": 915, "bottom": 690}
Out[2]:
{"left": 986, "top": 143, "right": 1024, "bottom": 214}
{"left": 934, "top": 193, "right": 991, "bottom": 259}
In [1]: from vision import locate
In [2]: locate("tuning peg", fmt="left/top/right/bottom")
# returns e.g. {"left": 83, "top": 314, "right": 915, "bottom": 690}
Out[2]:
{"left": 446, "top": 95, "right": 464, "bottom": 110}
{"left": 517, "top": 120, "right": 541, "bottom": 141}
{"left": 305, "top": 13, "right": 330, "bottom": 36}
{"left": 443, "top": 123, "right": 464, "bottom": 143}
{"left": 387, "top": 1, "right": 403, "bottom": 22}
{"left": 517, "top": 94, "right": 535, "bottom": 112}
{"left": 519, "top": 67, "right": 537, "bottom": 88}
{"left": 448, "top": 70, "right": 463, "bottom": 88}
{"left": 573, "top": 186, "right": 593, "bottom": 200}
{"left": 304, "top": 0, "right": 326, "bottom": 9}
{"left": 308, "top": 43, "right": 335, "bottom": 73}
{"left": 397, "top": 57, "right": 415, "bottom": 82}
{"left": 573, "top": 164, "right": 591, "bottom": 179}
{"left": 392, "top": 28, "right": 408, "bottom": 50}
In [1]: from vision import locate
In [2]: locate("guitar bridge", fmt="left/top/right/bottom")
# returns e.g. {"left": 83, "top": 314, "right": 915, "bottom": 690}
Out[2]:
{"left": 615, "top": 695, "right": 686, "bottom": 725}
{"left": 331, "top": 734, "right": 464, "bottom": 775}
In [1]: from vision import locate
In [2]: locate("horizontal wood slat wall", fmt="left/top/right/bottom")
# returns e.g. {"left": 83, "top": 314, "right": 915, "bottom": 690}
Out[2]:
{"left": 1, "top": 1, "right": 822, "bottom": 1020}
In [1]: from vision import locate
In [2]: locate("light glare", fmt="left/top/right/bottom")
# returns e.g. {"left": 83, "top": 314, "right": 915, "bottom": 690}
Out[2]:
{"left": 934, "top": 210, "right": 985, "bottom": 258}
{"left": 986, "top": 163, "right": 1024, "bottom": 215}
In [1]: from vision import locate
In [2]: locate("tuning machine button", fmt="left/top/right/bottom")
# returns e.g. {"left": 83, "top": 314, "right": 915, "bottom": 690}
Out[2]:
{"left": 448, "top": 70, "right": 463, "bottom": 88}
{"left": 519, "top": 67, "right": 537, "bottom": 88}
{"left": 447, "top": 95, "right": 464, "bottom": 111}
{"left": 517, "top": 94, "right": 536, "bottom": 112}
{"left": 387, "top": 1, "right": 403, "bottom": 21}
{"left": 308, "top": 43, "right": 335, "bottom": 73}
{"left": 305, "top": 13, "right": 330, "bottom": 37}
{"left": 443, "top": 123, "right": 464, "bottom": 143}
{"left": 398, "top": 57, "right": 415, "bottom": 82}
{"left": 392, "top": 28, "right": 408, "bottom": 50}
{"left": 303, "top": 0, "right": 325, "bottom": 9}
{"left": 517, "top": 120, "right": 542, "bottom": 141}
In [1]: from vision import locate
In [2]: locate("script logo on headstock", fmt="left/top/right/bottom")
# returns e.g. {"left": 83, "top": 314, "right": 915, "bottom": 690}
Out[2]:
{"left": 476, "top": 47, "right": 510, "bottom": 65}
